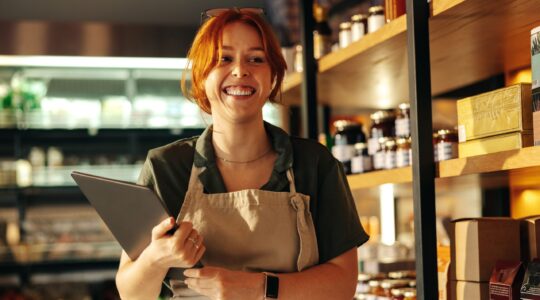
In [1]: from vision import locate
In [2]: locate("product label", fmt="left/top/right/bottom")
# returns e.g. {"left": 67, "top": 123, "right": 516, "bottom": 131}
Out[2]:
{"left": 331, "top": 145, "right": 355, "bottom": 162}
{"left": 384, "top": 151, "right": 396, "bottom": 169}
{"left": 368, "top": 138, "right": 380, "bottom": 155}
{"left": 395, "top": 118, "right": 410, "bottom": 137}
{"left": 351, "top": 23, "right": 365, "bottom": 41}
{"left": 373, "top": 152, "right": 385, "bottom": 170}
{"left": 396, "top": 148, "right": 411, "bottom": 167}
{"left": 437, "top": 142, "right": 457, "bottom": 161}
{"left": 351, "top": 156, "right": 372, "bottom": 174}
{"left": 368, "top": 15, "right": 385, "bottom": 33}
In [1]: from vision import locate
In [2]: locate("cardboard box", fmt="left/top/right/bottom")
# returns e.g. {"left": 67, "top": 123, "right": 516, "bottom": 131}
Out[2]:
{"left": 521, "top": 216, "right": 540, "bottom": 261}
{"left": 457, "top": 84, "right": 532, "bottom": 142}
{"left": 438, "top": 246, "right": 451, "bottom": 300}
{"left": 450, "top": 218, "right": 520, "bottom": 282}
{"left": 489, "top": 261, "right": 524, "bottom": 300}
{"left": 451, "top": 281, "right": 489, "bottom": 300}
{"left": 534, "top": 110, "right": 540, "bottom": 146}
{"left": 458, "top": 132, "right": 533, "bottom": 158}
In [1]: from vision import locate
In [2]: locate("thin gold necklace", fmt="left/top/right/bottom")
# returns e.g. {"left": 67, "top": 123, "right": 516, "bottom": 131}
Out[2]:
{"left": 216, "top": 148, "right": 273, "bottom": 164}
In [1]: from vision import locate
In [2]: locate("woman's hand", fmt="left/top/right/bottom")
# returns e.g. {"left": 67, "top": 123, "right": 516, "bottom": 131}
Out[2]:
{"left": 184, "top": 266, "right": 265, "bottom": 300}
{"left": 141, "top": 217, "right": 205, "bottom": 270}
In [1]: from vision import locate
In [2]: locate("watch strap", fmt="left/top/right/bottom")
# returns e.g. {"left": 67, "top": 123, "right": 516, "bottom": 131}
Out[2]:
{"left": 263, "top": 272, "right": 279, "bottom": 299}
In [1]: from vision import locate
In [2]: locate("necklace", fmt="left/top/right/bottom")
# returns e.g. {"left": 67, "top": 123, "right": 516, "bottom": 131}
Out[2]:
{"left": 216, "top": 147, "right": 273, "bottom": 164}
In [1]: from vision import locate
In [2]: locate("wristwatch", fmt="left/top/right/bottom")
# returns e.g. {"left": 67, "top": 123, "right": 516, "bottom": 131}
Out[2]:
{"left": 263, "top": 272, "right": 279, "bottom": 299}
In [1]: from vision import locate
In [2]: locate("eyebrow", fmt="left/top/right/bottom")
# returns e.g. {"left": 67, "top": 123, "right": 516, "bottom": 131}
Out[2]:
{"left": 222, "top": 45, "right": 265, "bottom": 52}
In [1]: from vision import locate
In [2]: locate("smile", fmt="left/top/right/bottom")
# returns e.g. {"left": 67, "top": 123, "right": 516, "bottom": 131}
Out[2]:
{"left": 223, "top": 85, "right": 256, "bottom": 96}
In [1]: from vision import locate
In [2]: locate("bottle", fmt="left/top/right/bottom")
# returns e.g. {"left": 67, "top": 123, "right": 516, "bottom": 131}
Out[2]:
{"left": 351, "top": 14, "right": 367, "bottom": 42}
{"left": 339, "top": 22, "right": 352, "bottom": 49}
{"left": 313, "top": 3, "right": 332, "bottom": 59}
{"left": 368, "top": 5, "right": 386, "bottom": 33}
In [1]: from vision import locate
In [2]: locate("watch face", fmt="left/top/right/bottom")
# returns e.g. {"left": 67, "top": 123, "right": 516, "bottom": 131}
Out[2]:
{"left": 265, "top": 274, "right": 279, "bottom": 298}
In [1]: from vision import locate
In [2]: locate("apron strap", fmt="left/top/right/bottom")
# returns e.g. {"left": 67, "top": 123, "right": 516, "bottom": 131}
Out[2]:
{"left": 286, "top": 168, "right": 297, "bottom": 194}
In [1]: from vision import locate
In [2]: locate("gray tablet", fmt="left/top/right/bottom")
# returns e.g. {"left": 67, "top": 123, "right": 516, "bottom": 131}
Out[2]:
{"left": 71, "top": 171, "right": 195, "bottom": 279}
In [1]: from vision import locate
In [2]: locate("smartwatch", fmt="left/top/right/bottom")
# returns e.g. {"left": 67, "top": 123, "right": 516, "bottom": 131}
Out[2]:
{"left": 263, "top": 272, "right": 279, "bottom": 299}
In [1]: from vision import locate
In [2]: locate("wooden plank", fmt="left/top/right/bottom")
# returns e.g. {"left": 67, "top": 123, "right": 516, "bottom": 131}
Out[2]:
{"left": 347, "top": 167, "right": 412, "bottom": 190}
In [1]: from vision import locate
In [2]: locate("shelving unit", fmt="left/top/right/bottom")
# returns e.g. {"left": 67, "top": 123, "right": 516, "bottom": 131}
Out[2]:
{"left": 347, "top": 146, "right": 540, "bottom": 189}
{"left": 285, "top": 0, "right": 540, "bottom": 108}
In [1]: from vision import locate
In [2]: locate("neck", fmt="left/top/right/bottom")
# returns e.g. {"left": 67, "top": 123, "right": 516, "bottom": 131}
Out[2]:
{"left": 212, "top": 118, "right": 271, "bottom": 164}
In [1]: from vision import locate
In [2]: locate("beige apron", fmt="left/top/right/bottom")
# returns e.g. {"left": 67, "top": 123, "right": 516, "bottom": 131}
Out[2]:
{"left": 169, "top": 164, "right": 319, "bottom": 299}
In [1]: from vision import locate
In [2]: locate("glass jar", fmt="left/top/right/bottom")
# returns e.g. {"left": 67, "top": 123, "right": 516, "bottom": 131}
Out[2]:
{"left": 373, "top": 137, "right": 388, "bottom": 170}
{"left": 357, "top": 273, "right": 372, "bottom": 294}
{"left": 351, "top": 14, "right": 367, "bottom": 42}
{"left": 395, "top": 103, "right": 410, "bottom": 137}
{"left": 384, "top": 138, "right": 397, "bottom": 170}
{"left": 381, "top": 280, "right": 409, "bottom": 298}
{"left": 368, "top": 280, "right": 384, "bottom": 297}
{"left": 385, "top": 0, "right": 406, "bottom": 22}
{"left": 351, "top": 143, "right": 373, "bottom": 174}
{"left": 368, "top": 110, "right": 395, "bottom": 155}
{"left": 368, "top": 5, "right": 385, "bottom": 33}
{"left": 332, "top": 120, "right": 366, "bottom": 174}
{"left": 435, "top": 129, "right": 458, "bottom": 161}
{"left": 395, "top": 137, "right": 411, "bottom": 167}
{"left": 391, "top": 288, "right": 405, "bottom": 300}
{"left": 403, "top": 288, "right": 417, "bottom": 300}
{"left": 339, "top": 22, "right": 352, "bottom": 48}
{"left": 388, "top": 270, "right": 416, "bottom": 280}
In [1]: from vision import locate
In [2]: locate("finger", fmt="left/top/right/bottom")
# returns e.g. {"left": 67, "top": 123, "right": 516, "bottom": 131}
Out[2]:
{"left": 185, "top": 277, "right": 215, "bottom": 290}
{"left": 151, "top": 217, "right": 176, "bottom": 240}
{"left": 184, "top": 265, "right": 215, "bottom": 278}
{"left": 174, "top": 221, "right": 194, "bottom": 243}
{"left": 193, "top": 244, "right": 205, "bottom": 265}
{"left": 184, "top": 229, "right": 200, "bottom": 248}
{"left": 185, "top": 282, "right": 214, "bottom": 298}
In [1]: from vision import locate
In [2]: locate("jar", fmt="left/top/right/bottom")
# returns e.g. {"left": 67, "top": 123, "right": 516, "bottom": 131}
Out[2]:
{"left": 396, "top": 137, "right": 412, "bottom": 167}
{"left": 368, "top": 280, "right": 384, "bottom": 297}
{"left": 368, "top": 110, "right": 396, "bottom": 155}
{"left": 384, "top": 138, "right": 397, "bottom": 170}
{"left": 368, "top": 5, "right": 385, "bottom": 33}
{"left": 356, "top": 273, "right": 372, "bottom": 295}
{"left": 395, "top": 103, "right": 410, "bottom": 137}
{"left": 435, "top": 129, "right": 458, "bottom": 161}
{"left": 373, "top": 137, "right": 388, "bottom": 170}
{"left": 391, "top": 288, "right": 405, "bottom": 300}
{"left": 385, "top": 0, "right": 406, "bottom": 23}
{"left": 351, "top": 14, "right": 367, "bottom": 42}
{"left": 380, "top": 280, "right": 409, "bottom": 298}
{"left": 403, "top": 288, "right": 417, "bottom": 300}
{"left": 339, "top": 22, "right": 352, "bottom": 48}
{"left": 332, "top": 120, "right": 366, "bottom": 174}
{"left": 351, "top": 143, "right": 373, "bottom": 174}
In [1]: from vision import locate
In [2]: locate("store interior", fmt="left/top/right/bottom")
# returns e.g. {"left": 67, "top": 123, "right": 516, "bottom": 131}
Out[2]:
{"left": 1, "top": 0, "right": 540, "bottom": 299}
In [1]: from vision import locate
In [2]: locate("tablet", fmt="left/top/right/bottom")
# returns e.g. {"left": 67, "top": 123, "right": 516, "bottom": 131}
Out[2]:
{"left": 71, "top": 171, "right": 195, "bottom": 279}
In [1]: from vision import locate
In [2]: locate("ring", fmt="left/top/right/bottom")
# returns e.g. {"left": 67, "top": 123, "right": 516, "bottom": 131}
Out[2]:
{"left": 188, "top": 236, "right": 198, "bottom": 245}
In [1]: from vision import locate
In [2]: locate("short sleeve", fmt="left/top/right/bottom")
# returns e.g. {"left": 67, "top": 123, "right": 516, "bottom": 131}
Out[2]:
{"left": 315, "top": 159, "right": 370, "bottom": 263}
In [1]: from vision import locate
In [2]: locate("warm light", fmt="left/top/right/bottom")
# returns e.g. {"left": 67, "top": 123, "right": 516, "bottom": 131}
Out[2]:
{"left": 379, "top": 183, "right": 396, "bottom": 245}
{"left": 512, "top": 189, "right": 540, "bottom": 219}
{"left": 0, "top": 55, "right": 188, "bottom": 69}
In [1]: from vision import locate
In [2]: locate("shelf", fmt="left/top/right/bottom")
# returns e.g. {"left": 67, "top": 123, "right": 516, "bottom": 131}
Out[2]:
{"left": 347, "top": 146, "right": 540, "bottom": 189}
{"left": 282, "top": 0, "right": 540, "bottom": 109}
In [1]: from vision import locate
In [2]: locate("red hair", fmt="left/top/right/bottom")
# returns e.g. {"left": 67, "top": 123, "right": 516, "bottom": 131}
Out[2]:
{"left": 181, "top": 9, "right": 287, "bottom": 114}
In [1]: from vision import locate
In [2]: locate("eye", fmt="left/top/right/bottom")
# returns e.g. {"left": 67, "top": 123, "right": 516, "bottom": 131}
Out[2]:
{"left": 219, "top": 56, "right": 232, "bottom": 64}
{"left": 248, "top": 56, "right": 266, "bottom": 64}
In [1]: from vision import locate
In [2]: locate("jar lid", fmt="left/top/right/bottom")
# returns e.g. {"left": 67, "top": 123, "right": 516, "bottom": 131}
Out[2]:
{"left": 437, "top": 129, "right": 456, "bottom": 136}
{"left": 354, "top": 143, "right": 367, "bottom": 150}
{"left": 295, "top": 44, "right": 303, "bottom": 51}
{"left": 380, "top": 279, "right": 409, "bottom": 289}
{"left": 334, "top": 120, "right": 362, "bottom": 131}
{"left": 396, "top": 137, "right": 411, "bottom": 145}
{"left": 351, "top": 14, "right": 367, "bottom": 22}
{"left": 340, "top": 22, "right": 352, "bottom": 30}
{"left": 357, "top": 273, "right": 372, "bottom": 282}
{"left": 378, "top": 137, "right": 389, "bottom": 144}
{"left": 368, "top": 280, "right": 381, "bottom": 287}
{"left": 368, "top": 5, "right": 384, "bottom": 14}
{"left": 388, "top": 270, "right": 416, "bottom": 279}
{"left": 398, "top": 102, "right": 410, "bottom": 110}
{"left": 391, "top": 288, "right": 405, "bottom": 296}
{"left": 385, "top": 139, "right": 396, "bottom": 148}
{"left": 403, "top": 288, "right": 417, "bottom": 297}
{"left": 370, "top": 110, "right": 394, "bottom": 121}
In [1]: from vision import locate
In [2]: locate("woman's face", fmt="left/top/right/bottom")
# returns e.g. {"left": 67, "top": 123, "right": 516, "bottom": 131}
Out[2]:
{"left": 204, "top": 21, "right": 272, "bottom": 124}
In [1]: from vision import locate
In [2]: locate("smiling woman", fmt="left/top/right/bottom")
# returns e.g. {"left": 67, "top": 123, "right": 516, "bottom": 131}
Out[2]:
{"left": 115, "top": 8, "right": 369, "bottom": 300}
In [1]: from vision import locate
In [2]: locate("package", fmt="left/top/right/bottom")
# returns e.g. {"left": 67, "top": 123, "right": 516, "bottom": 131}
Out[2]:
{"left": 457, "top": 83, "right": 532, "bottom": 142}
{"left": 438, "top": 246, "right": 451, "bottom": 300}
{"left": 532, "top": 26, "right": 540, "bottom": 145}
{"left": 450, "top": 218, "right": 520, "bottom": 282}
{"left": 457, "top": 132, "right": 533, "bottom": 158}
{"left": 521, "top": 260, "right": 540, "bottom": 299}
{"left": 521, "top": 216, "right": 540, "bottom": 261}
{"left": 489, "top": 261, "right": 524, "bottom": 300}
{"left": 450, "top": 281, "right": 489, "bottom": 300}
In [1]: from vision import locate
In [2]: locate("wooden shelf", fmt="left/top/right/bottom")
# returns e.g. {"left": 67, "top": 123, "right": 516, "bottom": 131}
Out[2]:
{"left": 347, "top": 146, "right": 540, "bottom": 189}
{"left": 282, "top": 0, "right": 540, "bottom": 109}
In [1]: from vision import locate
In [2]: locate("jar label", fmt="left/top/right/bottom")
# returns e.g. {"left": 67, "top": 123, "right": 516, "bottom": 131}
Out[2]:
{"left": 436, "top": 142, "right": 458, "bottom": 161}
{"left": 396, "top": 148, "right": 411, "bottom": 167}
{"left": 373, "top": 152, "right": 386, "bottom": 170}
{"left": 351, "top": 23, "right": 365, "bottom": 41}
{"left": 368, "top": 15, "right": 385, "bottom": 33}
{"left": 332, "top": 145, "right": 355, "bottom": 162}
{"left": 395, "top": 118, "right": 410, "bottom": 137}
{"left": 351, "top": 156, "right": 373, "bottom": 173}
{"left": 368, "top": 138, "right": 380, "bottom": 155}
{"left": 385, "top": 151, "right": 396, "bottom": 169}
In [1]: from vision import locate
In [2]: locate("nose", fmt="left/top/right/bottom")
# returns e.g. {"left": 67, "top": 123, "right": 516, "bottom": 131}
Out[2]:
{"left": 231, "top": 61, "right": 249, "bottom": 78}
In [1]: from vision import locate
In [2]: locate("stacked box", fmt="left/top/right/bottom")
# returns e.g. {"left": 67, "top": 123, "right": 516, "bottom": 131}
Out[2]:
{"left": 456, "top": 84, "right": 533, "bottom": 158}
{"left": 532, "top": 26, "right": 540, "bottom": 145}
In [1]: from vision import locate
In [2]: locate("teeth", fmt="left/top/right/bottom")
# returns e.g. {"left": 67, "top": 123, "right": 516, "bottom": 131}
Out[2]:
{"left": 224, "top": 86, "right": 255, "bottom": 96}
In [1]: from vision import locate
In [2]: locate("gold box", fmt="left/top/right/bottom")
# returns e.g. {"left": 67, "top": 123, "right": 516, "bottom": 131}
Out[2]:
{"left": 457, "top": 84, "right": 532, "bottom": 142}
{"left": 458, "top": 132, "right": 533, "bottom": 158}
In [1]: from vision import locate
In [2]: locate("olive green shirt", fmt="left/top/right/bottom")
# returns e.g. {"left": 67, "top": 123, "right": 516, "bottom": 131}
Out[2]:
{"left": 138, "top": 122, "right": 369, "bottom": 264}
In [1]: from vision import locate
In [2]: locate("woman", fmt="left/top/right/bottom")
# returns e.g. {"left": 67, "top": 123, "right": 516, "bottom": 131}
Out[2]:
{"left": 116, "top": 8, "right": 369, "bottom": 300}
